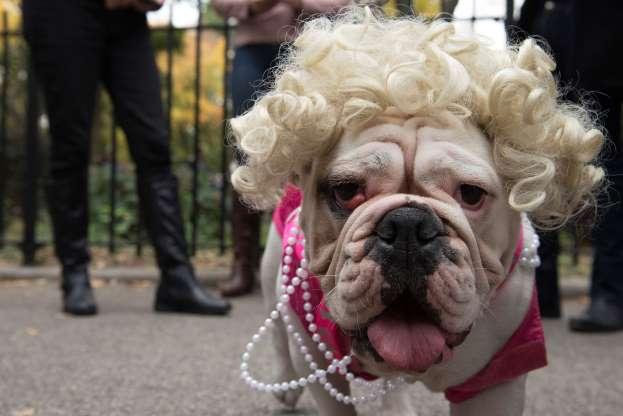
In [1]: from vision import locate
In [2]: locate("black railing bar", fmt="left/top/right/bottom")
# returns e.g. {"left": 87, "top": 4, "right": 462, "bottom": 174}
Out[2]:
{"left": 165, "top": 1, "right": 174, "bottom": 137}
{"left": 0, "top": 11, "right": 9, "bottom": 247}
{"left": 452, "top": 16, "right": 505, "bottom": 22}
{"left": 136, "top": 212, "right": 144, "bottom": 257}
{"left": 505, "top": 0, "right": 515, "bottom": 28}
{"left": 218, "top": 23, "right": 232, "bottom": 255}
{"left": 1, "top": 238, "right": 219, "bottom": 249}
{"left": 108, "top": 117, "right": 117, "bottom": 254}
{"left": 0, "top": 23, "right": 234, "bottom": 38}
{"left": 190, "top": 0, "right": 202, "bottom": 256}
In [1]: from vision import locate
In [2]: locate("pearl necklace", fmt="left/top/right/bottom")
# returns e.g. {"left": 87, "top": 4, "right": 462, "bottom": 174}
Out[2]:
{"left": 519, "top": 231, "right": 541, "bottom": 269}
{"left": 240, "top": 216, "right": 540, "bottom": 406}
{"left": 240, "top": 220, "right": 405, "bottom": 406}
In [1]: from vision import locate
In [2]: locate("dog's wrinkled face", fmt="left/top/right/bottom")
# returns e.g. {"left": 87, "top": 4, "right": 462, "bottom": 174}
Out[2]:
{"left": 298, "top": 111, "right": 521, "bottom": 376}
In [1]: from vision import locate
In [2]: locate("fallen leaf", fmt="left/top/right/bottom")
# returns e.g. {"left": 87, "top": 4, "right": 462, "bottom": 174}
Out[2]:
{"left": 13, "top": 407, "right": 35, "bottom": 416}
{"left": 25, "top": 327, "right": 39, "bottom": 337}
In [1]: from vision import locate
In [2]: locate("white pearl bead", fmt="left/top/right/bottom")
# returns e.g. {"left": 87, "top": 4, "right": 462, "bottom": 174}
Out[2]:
{"left": 240, "top": 224, "right": 407, "bottom": 407}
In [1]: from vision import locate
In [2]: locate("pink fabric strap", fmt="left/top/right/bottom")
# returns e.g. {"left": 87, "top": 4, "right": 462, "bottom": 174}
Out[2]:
{"left": 273, "top": 187, "right": 548, "bottom": 400}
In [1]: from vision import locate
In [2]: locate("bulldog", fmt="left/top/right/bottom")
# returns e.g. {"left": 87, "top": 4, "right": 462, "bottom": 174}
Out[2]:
{"left": 231, "top": 7, "right": 603, "bottom": 416}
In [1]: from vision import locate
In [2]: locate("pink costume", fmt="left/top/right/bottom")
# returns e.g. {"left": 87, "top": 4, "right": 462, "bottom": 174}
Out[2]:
{"left": 211, "top": 0, "right": 352, "bottom": 48}
{"left": 273, "top": 186, "right": 547, "bottom": 403}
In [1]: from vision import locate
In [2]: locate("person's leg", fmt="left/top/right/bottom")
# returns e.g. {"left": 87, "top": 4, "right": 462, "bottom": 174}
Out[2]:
{"left": 535, "top": 231, "right": 561, "bottom": 318}
{"left": 570, "top": 91, "right": 623, "bottom": 332}
{"left": 23, "top": 0, "right": 103, "bottom": 315}
{"left": 101, "top": 10, "right": 229, "bottom": 315}
{"left": 220, "top": 43, "right": 282, "bottom": 297}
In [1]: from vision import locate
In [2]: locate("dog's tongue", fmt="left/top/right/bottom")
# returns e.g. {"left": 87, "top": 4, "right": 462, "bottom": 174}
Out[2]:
{"left": 367, "top": 308, "right": 448, "bottom": 372}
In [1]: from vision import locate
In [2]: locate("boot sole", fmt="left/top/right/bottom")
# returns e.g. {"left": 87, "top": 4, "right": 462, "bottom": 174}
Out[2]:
{"left": 63, "top": 306, "right": 98, "bottom": 316}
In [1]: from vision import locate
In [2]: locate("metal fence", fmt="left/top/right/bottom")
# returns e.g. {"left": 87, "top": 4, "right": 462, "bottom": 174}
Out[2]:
{"left": 0, "top": 0, "right": 516, "bottom": 266}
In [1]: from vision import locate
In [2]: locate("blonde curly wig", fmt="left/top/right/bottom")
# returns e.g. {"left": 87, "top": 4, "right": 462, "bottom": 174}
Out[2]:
{"left": 230, "top": 7, "right": 604, "bottom": 228}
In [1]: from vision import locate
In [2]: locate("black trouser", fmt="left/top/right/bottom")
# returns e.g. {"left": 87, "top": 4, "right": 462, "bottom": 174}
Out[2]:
{"left": 23, "top": 0, "right": 181, "bottom": 271}
{"left": 23, "top": 0, "right": 171, "bottom": 181}
{"left": 230, "top": 43, "right": 281, "bottom": 163}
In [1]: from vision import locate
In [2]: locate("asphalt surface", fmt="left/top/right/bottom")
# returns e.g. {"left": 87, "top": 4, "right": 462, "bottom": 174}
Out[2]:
{"left": 1, "top": 280, "right": 622, "bottom": 416}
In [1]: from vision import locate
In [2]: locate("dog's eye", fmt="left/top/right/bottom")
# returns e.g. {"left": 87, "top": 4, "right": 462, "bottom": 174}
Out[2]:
{"left": 332, "top": 182, "right": 366, "bottom": 211}
{"left": 457, "top": 184, "right": 487, "bottom": 210}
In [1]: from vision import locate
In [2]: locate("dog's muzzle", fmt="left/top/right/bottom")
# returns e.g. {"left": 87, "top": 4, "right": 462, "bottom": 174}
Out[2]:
{"left": 367, "top": 204, "right": 446, "bottom": 306}
{"left": 346, "top": 203, "right": 470, "bottom": 373}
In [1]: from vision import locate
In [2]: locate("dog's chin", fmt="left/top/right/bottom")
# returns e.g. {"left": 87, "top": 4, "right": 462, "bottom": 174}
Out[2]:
{"left": 347, "top": 293, "right": 471, "bottom": 376}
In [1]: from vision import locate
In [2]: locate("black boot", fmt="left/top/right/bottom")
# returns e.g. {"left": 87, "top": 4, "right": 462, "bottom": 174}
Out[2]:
{"left": 569, "top": 297, "right": 623, "bottom": 332}
{"left": 46, "top": 175, "right": 97, "bottom": 316}
{"left": 137, "top": 171, "right": 231, "bottom": 315}
{"left": 220, "top": 190, "right": 260, "bottom": 297}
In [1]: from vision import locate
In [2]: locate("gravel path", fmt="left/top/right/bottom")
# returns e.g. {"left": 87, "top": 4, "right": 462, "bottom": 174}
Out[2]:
{"left": 1, "top": 280, "right": 621, "bottom": 416}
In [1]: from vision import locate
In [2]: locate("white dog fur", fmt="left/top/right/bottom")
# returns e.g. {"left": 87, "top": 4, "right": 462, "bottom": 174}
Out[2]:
{"left": 232, "top": 7, "right": 604, "bottom": 416}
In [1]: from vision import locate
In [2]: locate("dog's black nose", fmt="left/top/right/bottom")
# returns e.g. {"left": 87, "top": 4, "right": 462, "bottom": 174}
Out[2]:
{"left": 369, "top": 205, "right": 445, "bottom": 304}
{"left": 375, "top": 206, "right": 443, "bottom": 249}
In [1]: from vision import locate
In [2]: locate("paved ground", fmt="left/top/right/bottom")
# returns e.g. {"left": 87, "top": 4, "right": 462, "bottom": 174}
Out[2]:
{"left": 1, "top": 279, "right": 622, "bottom": 416}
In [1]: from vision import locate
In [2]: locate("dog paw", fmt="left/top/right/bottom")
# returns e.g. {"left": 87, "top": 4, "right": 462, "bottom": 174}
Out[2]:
{"left": 273, "top": 387, "right": 304, "bottom": 409}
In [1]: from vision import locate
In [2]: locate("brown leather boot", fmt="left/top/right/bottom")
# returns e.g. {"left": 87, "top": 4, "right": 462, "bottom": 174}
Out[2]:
{"left": 220, "top": 190, "right": 261, "bottom": 297}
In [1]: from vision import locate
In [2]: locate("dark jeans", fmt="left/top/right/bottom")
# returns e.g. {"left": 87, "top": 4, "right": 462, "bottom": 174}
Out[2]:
{"left": 521, "top": 0, "right": 623, "bottom": 307}
{"left": 23, "top": 0, "right": 171, "bottom": 181}
{"left": 230, "top": 43, "right": 281, "bottom": 164}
